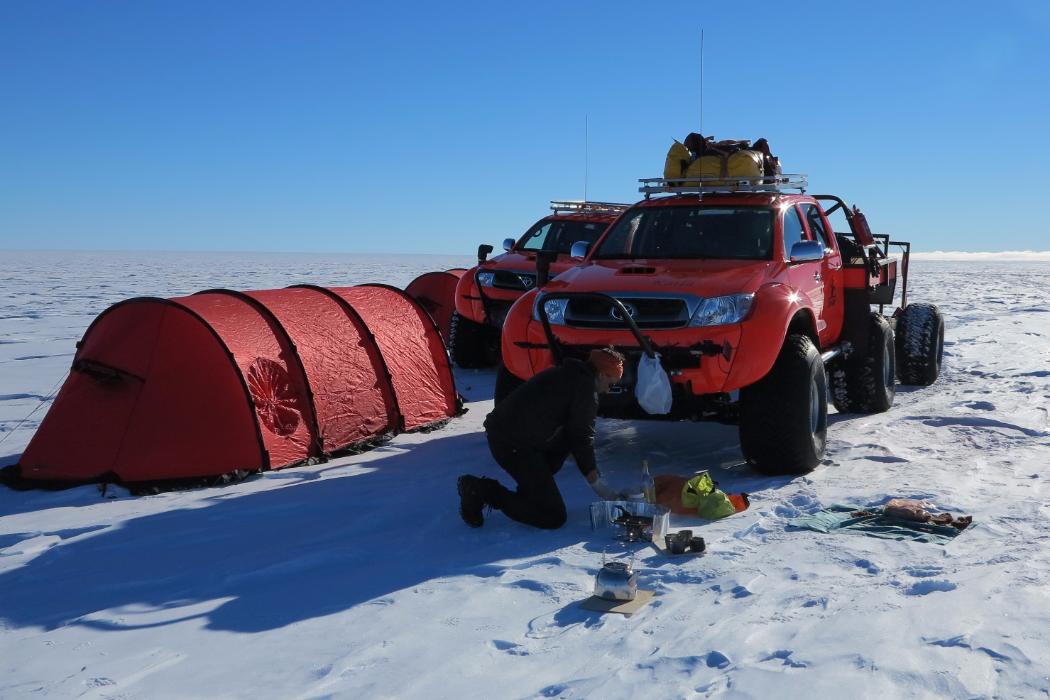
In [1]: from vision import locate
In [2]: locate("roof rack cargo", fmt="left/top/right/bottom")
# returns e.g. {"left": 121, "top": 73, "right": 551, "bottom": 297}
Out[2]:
{"left": 549, "top": 200, "right": 631, "bottom": 215}
{"left": 638, "top": 174, "right": 808, "bottom": 198}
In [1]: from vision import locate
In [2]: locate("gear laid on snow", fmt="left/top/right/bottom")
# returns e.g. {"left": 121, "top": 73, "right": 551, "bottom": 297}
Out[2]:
{"left": 581, "top": 551, "right": 655, "bottom": 615}
{"left": 650, "top": 473, "right": 749, "bottom": 519}
{"left": 787, "top": 504, "right": 973, "bottom": 544}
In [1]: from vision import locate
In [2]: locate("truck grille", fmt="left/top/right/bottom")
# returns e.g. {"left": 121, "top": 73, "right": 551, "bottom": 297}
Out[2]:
{"left": 492, "top": 270, "right": 536, "bottom": 291}
{"left": 565, "top": 297, "right": 690, "bottom": 329}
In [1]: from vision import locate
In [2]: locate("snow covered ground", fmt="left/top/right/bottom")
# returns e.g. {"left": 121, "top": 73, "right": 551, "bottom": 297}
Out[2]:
{"left": 1, "top": 251, "right": 1049, "bottom": 699}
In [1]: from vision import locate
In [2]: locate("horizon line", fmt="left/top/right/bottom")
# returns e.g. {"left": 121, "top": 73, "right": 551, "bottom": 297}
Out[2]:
{"left": 3, "top": 248, "right": 1050, "bottom": 261}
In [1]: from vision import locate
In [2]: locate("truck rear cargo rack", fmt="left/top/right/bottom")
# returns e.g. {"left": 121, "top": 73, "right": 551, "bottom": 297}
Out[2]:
{"left": 550, "top": 200, "right": 631, "bottom": 215}
{"left": 638, "top": 174, "right": 808, "bottom": 197}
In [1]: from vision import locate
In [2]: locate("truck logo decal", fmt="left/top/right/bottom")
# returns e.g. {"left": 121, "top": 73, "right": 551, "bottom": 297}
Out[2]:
{"left": 610, "top": 302, "right": 639, "bottom": 321}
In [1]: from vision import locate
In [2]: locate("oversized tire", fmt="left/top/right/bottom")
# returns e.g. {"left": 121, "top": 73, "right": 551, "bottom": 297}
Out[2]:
{"left": 494, "top": 362, "right": 526, "bottom": 404}
{"left": 450, "top": 311, "right": 497, "bottom": 368}
{"left": 829, "top": 313, "right": 895, "bottom": 414}
{"left": 896, "top": 303, "right": 944, "bottom": 385}
{"left": 739, "top": 334, "right": 828, "bottom": 475}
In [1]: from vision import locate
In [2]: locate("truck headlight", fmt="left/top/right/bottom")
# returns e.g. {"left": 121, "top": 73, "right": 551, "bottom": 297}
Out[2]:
{"left": 689, "top": 294, "right": 754, "bottom": 327}
{"left": 476, "top": 271, "right": 495, "bottom": 287}
{"left": 535, "top": 298, "right": 569, "bottom": 325}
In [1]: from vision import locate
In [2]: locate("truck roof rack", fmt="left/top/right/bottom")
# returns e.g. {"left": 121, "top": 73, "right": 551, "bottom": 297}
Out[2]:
{"left": 638, "top": 174, "right": 808, "bottom": 197}
{"left": 549, "top": 200, "right": 631, "bottom": 215}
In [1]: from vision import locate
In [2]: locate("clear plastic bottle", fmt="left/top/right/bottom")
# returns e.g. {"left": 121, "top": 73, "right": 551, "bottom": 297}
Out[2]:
{"left": 641, "top": 459, "right": 656, "bottom": 504}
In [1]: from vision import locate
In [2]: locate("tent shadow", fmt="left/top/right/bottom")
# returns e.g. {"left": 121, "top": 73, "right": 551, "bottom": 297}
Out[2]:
{"left": 0, "top": 430, "right": 585, "bottom": 635}
{"left": 0, "top": 408, "right": 795, "bottom": 636}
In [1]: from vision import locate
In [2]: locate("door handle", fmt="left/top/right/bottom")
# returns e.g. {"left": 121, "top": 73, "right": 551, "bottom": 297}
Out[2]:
{"left": 813, "top": 272, "right": 822, "bottom": 282}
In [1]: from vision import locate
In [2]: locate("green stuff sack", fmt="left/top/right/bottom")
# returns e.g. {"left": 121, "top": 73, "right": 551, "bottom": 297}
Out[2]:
{"left": 681, "top": 472, "right": 738, "bottom": 520}
{"left": 663, "top": 140, "right": 692, "bottom": 180}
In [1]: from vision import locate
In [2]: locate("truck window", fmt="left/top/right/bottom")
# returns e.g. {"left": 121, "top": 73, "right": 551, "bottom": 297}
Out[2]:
{"left": 594, "top": 206, "right": 773, "bottom": 260}
{"left": 518, "top": 220, "right": 607, "bottom": 254}
{"left": 801, "top": 204, "right": 833, "bottom": 249}
{"left": 782, "top": 207, "right": 806, "bottom": 259}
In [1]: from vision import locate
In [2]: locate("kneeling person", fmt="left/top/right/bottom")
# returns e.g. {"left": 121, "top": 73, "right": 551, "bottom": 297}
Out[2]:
{"left": 458, "top": 347, "right": 625, "bottom": 529}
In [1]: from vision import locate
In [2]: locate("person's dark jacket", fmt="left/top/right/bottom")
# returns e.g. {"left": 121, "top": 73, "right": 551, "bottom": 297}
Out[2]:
{"left": 483, "top": 359, "right": 598, "bottom": 476}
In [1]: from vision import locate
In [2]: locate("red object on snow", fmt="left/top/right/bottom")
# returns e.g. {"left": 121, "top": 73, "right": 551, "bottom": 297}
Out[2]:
{"left": 327, "top": 285, "right": 458, "bottom": 431}
{"left": 16, "top": 284, "right": 460, "bottom": 485}
{"left": 405, "top": 269, "right": 465, "bottom": 344}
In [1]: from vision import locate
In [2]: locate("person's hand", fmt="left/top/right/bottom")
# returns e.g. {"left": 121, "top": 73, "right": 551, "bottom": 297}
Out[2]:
{"left": 588, "top": 471, "right": 619, "bottom": 500}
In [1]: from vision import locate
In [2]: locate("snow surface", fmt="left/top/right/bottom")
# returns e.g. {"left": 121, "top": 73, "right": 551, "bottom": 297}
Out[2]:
{"left": 2, "top": 251, "right": 1050, "bottom": 699}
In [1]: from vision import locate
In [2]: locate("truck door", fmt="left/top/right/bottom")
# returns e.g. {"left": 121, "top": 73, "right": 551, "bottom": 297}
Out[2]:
{"left": 783, "top": 205, "right": 825, "bottom": 332}
{"left": 800, "top": 203, "right": 844, "bottom": 346}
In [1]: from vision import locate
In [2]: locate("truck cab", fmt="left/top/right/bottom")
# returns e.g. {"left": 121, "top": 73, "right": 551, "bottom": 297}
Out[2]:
{"left": 451, "top": 201, "right": 629, "bottom": 367}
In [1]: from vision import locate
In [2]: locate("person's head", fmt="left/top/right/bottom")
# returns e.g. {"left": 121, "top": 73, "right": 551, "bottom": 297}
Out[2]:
{"left": 588, "top": 347, "right": 625, "bottom": 394}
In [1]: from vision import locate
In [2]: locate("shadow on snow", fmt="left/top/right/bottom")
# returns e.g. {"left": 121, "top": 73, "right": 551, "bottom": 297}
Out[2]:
{"left": 0, "top": 403, "right": 798, "bottom": 636}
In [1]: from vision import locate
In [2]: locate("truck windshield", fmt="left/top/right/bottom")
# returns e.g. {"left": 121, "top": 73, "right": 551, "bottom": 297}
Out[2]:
{"left": 593, "top": 206, "right": 774, "bottom": 260}
{"left": 518, "top": 219, "right": 608, "bottom": 253}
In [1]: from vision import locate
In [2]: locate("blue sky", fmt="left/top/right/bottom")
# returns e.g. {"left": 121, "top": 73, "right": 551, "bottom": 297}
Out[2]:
{"left": 1, "top": 1, "right": 1048, "bottom": 254}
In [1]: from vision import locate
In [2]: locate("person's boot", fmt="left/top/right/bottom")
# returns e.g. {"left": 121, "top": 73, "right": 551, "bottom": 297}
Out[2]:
{"left": 457, "top": 475, "right": 487, "bottom": 528}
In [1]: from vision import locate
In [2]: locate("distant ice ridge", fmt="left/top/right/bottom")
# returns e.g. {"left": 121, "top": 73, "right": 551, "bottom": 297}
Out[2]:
{"left": 0, "top": 250, "right": 476, "bottom": 306}
{"left": 911, "top": 250, "right": 1050, "bottom": 261}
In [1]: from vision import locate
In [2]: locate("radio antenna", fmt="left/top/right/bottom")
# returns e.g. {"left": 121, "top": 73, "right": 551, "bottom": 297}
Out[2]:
{"left": 699, "top": 28, "right": 705, "bottom": 133}
{"left": 584, "top": 114, "right": 589, "bottom": 202}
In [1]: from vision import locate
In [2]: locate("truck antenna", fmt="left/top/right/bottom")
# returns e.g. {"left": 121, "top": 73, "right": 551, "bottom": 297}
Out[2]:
{"left": 584, "top": 113, "right": 589, "bottom": 202}
{"left": 699, "top": 28, "right": 705, "bottom": 134}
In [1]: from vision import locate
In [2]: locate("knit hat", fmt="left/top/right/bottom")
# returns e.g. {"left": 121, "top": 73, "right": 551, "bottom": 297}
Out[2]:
{"left": 588, "top": 348, "right": 624, "bottom": 381}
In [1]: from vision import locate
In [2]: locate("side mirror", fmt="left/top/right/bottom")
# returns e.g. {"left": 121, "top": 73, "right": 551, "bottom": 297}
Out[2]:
{"left": 477, "top": 244, "right": 494, "bottom": 264}
{"left": 502, "top": 238, "right": 515, "bottom": 252}
{"left": 789, "top": 240, "right": 824, "bottom": 264}
{"left": 570, "top": 240, "right": 590, "bottom": 260}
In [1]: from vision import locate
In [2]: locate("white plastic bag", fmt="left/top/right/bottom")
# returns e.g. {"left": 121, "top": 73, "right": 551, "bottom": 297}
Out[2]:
{"left": 635, "top": 352, "right": 673, "bottom": 415}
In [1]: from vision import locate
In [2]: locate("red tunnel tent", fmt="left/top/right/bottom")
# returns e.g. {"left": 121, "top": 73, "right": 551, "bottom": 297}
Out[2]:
{"left": 405, "top": 270, "right": 465, "bottom": 344}
{"left": 325, "top": 285, "right": 458, "bottom": 431}
{"left": 16, "top": 285, "right": 459, "bottom": 485}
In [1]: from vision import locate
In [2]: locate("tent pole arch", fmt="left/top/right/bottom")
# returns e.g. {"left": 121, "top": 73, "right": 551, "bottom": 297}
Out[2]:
{"left": 101, "top": 297, "right": 269, "bottom": 470}
{"left": 291, "top": 284, "right": 406, "bottom": 434}
{"left": 356, "top": 282, "right": 461, "bottom": 415}
{"left": 194, "top": 289, "right": 323, "bottom": 460}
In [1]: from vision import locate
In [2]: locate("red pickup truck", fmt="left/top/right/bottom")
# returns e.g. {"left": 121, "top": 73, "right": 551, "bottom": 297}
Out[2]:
{"left": 451, "top": 201, "right": 628, "bottom": 367}
{"left": 498, "top": 175, "right": 944, "bottom": 475}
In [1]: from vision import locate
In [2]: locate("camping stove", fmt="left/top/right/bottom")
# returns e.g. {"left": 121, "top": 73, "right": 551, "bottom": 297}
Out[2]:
{"left": 594, "top": 555, "right": 638, "bottom": 601}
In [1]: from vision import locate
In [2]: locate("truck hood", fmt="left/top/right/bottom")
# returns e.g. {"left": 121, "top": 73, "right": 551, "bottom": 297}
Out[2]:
{"left": 542, "top": 259, "right": 775, "bottom": 298}
{"left": 481, "top": 251, "right": 576, "bottom": 275}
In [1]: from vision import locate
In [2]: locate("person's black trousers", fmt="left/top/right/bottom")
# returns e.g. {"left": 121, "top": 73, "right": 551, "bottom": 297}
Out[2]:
{"left": 484, "top": 432, "right": 570, "bottom": 529}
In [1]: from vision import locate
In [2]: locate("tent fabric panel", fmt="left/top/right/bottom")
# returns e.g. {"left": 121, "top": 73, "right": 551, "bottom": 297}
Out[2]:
{"left": 405, "top": 271, "right": 461, "bottom": 345}
{"left": 246, "top": 288, "right": 396, "bottom": 453}
{"left": 175, "top": 292, "right": 314, "bottom": 469}
{"left": 328, "top": 285, "right": 457, "bottom": 430}
{"left": 75, "top": 298, "right": 168, "bottom": 379}
{"left": 18, "top": 372, "right": 141, "bottom": 481}
{"left": 114, "top": 304, "right": 264, "bottom": 481}
{"left": 17, "top": 300, "right": 166, "bottom": 481}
